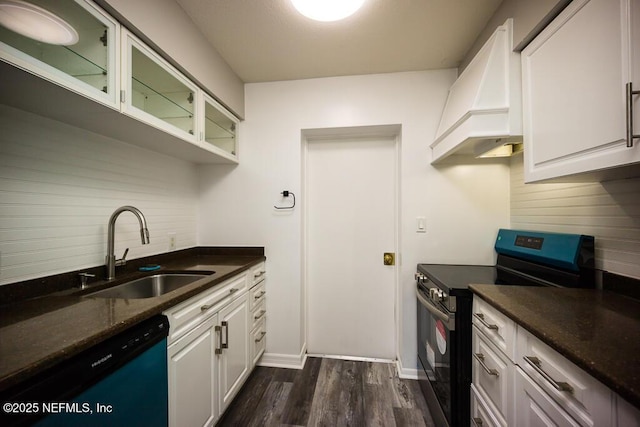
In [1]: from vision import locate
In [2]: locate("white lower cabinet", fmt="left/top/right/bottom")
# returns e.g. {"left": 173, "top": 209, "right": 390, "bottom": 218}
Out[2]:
{"left": 515, "top": 366, "right": 581, "bottom": 427}
{"left": 471, "top": 384, "right": 502, "bottom": 427}
{"left": 472, "top": 325, "right": 513, "bottom": 426}
{"left": 472, "top": 296, "right": 628, "bottom": 426}
{"left": 168, "top": 314, "right": 218, "bottom": 427}
{"left": 217, "top": 294, "right": 250, "bottom": 414}
{"left": 516, "top": 327, "right": 613, "bottom": 426}
{"left": 164, "top": 265, "right": 267, "bottom": 427}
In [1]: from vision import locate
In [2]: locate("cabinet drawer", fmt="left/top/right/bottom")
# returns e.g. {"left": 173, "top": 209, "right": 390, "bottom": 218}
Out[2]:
{"left": 251, "top": 300, "right": 266, "bottom": 331}
{"left": 516, "top": 327, "right": 613, "bottom": 426}
{"left": 471, "top": 384, "right": 502, "bottom": 427}
{"left": 164, "top": 273, "right": 247, "bottom": 343}
{"left": 251, "top": 318, "right": 266, "bottom": 366}
{"left": 515, "top": 366, "right": 581, "bottom": 426}
{"left": 472, "top": 297, "right": 516, "bottom": 361}
{"left": 250, "top": 262, "right": 266, "bottom": 287}
{"left": 472, "top": 325, "right": 512, "bottom": 426}
{"left": 249, "top": 281, "right": 266, "bottom": 311}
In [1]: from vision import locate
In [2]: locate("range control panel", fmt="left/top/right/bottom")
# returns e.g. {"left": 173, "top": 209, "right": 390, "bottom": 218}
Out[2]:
{"left": 515, "top": 235, "right": 544, "bottom": 250}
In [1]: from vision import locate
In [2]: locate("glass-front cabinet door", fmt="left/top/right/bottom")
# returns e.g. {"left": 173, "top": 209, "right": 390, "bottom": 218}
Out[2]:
{"left": 202, "top": 93, "right": 238, "bottom": 162}
{"left": 122, "top": 30, "right": 198, "bottom": 143}
{"left": 0, "top": 0, "right": 119, "bottom": 108}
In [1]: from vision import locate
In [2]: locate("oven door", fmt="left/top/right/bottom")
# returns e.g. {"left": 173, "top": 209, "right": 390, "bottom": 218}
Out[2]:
{"left": 417, "top": 287, "right": 455, "bottom": 426}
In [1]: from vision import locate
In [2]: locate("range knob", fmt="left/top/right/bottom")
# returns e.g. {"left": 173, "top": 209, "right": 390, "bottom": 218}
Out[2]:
{"left": 429, "top": 288, "right": 446, "bottom": 302}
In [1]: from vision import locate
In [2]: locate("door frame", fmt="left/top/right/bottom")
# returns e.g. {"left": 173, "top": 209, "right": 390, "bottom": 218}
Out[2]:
{"left": 301, "top": 124, "right": 402, "bottom": 362}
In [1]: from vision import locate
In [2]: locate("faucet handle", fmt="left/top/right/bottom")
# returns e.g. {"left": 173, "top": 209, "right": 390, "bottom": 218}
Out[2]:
{"left": 115, "top": 248, "right": 129, "bottom": 267}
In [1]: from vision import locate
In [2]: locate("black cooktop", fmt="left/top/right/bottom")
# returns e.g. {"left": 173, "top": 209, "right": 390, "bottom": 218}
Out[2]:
{"left": 417, "top": 264, "right": 497, "bottom": 293}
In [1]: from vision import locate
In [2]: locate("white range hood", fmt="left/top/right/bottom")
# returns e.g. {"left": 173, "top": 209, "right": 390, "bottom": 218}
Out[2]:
{"left": 431, "top": 19, "right": 522, "bottom": 163}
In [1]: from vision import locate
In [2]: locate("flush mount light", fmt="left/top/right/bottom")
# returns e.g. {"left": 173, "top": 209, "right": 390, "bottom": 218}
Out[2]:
{"left": 291, "top": 0, "right": 366, "bottom": 22}
{"left": 0, "top": 0, "right": 78, "bottom": 45}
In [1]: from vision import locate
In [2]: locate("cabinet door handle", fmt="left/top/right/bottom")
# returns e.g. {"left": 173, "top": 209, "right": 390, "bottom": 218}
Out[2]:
{"left": 523, "top": 356, "right": 573, "bottom": 393}
{"left": 472, "top": 417, "right": 484, "bottom": 427}
{"left": 254, "top": 310, "right": 266, "bottom": 320}
{"left": 626, "top": 82, "right": 640, "bottom": 147}
{"left": 229, "top": 287, "right": 239, "bottom": 295}
{"left": 255, "top": 331, "right": 266, "bottom": 343}
{"left": 221, "top": 321, "right": 229, "bottom": 349}
{"left": 201, "top": 303, "right": 214, "bottom": 312}
{"left": 473, "top": 353, "right": 499, "bottom": 377}
{"left": 254, "top": 291, "right": 266, "bottom": 300}
{"left": 473, "top": 313, "right": 498, "bottom": 331}
{"left": 215, "top": 325, "right": 223, "bottom": 354}
{"left": 254, "top": 271, "right": 266, "bottom": 278}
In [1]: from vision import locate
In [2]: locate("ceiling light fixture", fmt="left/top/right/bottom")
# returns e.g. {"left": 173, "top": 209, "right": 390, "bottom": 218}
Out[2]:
{"left": 290, "top": 0, "right": 366, "bottom": 22}
{"left": 0, "top": 0, "right": 78, "bottom": 45}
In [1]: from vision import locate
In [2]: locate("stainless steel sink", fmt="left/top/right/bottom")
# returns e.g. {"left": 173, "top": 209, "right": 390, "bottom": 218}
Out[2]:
{"left": 86, "top": 273, "right": 209, "bottom": 299}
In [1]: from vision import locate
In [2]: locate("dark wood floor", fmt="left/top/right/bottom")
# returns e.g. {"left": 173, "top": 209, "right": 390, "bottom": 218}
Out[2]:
{"left": 218, "top": 357, "right": 436, "bottom": 427}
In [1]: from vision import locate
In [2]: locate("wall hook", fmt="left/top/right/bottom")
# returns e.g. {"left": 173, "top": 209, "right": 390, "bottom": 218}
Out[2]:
{"left": 274, "top": 190, "right": 296, "bottom": 210}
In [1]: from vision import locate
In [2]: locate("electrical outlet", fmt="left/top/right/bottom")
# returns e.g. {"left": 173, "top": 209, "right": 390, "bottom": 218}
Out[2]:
{"left": 168, "top": 233, "right": 176, "bottom": 251}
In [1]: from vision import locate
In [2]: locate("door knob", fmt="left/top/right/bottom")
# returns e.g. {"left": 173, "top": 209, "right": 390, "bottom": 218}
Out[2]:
{"left": 383, "top": 252, "right": 395, "bottom": 266}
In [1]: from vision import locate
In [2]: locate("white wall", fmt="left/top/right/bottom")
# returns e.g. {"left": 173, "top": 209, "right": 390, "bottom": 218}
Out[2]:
{"left": 510, "top": 154, "right": 640, "bottom": 279}
{"left": 197, "top": 71, "right": 511, "bottom": 372}
{"left": 0, "top": 105, "right": 198, "bottom": 285}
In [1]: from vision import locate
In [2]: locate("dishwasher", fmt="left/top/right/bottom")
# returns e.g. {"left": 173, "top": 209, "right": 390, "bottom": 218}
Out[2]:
{"left": 1, "top": 315, "right": 169, "bottom": 427}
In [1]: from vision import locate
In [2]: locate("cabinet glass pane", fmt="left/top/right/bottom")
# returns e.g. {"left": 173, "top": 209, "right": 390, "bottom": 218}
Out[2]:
{"left": 131, "top": 45, "right": 194, "bottom": 135}
{"left": 204, "top": 100, "right": 236, "bottom": 156}
{"left": 0, "top": 0, "right": 110, "bottom": 94}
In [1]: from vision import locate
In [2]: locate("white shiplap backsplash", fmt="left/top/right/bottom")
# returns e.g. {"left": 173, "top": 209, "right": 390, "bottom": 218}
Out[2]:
{"left": 0, "top": 105, "right": 198, "bottom": 286}
{"left": 510, "top": 154, "right": 640, "bottom": 279}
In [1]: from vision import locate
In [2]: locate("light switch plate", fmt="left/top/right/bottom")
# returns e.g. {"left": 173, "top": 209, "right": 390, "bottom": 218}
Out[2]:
{"left": 416, "top": 217, "right": 426, "bottom": 233}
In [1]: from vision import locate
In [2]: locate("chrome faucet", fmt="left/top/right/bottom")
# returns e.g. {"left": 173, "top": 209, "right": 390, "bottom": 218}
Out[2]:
{"left": 105, "top": 206, "right": 150, "bottom": 280}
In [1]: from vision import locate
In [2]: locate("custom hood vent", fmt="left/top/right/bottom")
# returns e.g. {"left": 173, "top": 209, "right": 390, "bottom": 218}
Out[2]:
{"left": 431, "top": 19, "right": 523, "bottom": 163}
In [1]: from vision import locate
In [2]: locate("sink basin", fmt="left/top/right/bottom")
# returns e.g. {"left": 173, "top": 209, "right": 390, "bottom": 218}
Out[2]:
{"left": 86, "top": 273, "right": 209, "bottom": 299}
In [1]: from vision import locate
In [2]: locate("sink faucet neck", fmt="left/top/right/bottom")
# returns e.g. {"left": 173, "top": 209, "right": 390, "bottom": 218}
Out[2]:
{"left": 106, "top": 206, "right": 150, "bottom": 280}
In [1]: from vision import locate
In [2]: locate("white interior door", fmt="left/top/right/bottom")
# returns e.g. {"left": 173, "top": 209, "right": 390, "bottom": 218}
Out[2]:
{"left": 306, "top": 135, "right": 397, "bottom": 360}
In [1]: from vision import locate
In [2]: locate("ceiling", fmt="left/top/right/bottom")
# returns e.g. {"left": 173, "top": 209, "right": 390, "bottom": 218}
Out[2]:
{"left": 174, "top": 0, "right": 503, "bottom": 83}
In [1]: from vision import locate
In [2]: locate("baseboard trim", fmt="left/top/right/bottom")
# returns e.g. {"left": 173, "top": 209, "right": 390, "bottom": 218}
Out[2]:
{"left": 258, "top": 345, "right": 308, "bottom": 370}
{"left": 307, "top": 353, "right": 395, "bottom": 364}
{"left": 396, "top": 358, "right": 419, "bottom": 379}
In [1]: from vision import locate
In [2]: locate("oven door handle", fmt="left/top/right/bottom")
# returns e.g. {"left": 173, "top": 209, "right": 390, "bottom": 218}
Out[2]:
{"left": 416, "top": 289, "right": 455, "bottom": 331}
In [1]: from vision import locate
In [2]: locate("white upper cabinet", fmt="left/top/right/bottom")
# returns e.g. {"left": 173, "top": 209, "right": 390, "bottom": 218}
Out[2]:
{"left": 0, "top": 0, "right": 240, "bottom": 164}
{"left": 121, "top": 29, "right": 198, "bottom": 143}
{"left": 201, "top": 92, "right": 239, "bottom": 163}
{"left": 522, "top": 0, "right": 640, "bottom": 182}
{"left": 0, "top": 0, "right": 120, "bottom": 109}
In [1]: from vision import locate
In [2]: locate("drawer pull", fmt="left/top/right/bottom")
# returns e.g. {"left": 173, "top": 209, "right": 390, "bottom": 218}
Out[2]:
{"left": 626, "top": 82, "right": 640, "bottom": 147}
{"left": 221, "top": 321, "right": 229, "bottom": 349}
{"left": 472, "top": 417, "right": 484, "bottom": 427}
{"left": 201, "top": 288, "right": 239, "bottom": 311}
{"left": 255, "top": 331, "right": 266, "bottom": 343}
{"left": 254, "top": 310, "right": 266, "bottom": 320}
{"left": 254, "top": 291, "right": 266, "bottom": 300}
{"left": 215, "top": 325, "right": 223, "bottom": 354}
{"left": 523, "top": 356, "right": 573, "bottom": 393}
{"left": 254, "top": 270, "right": 266, "bottom": 278}
{"left": 473, "top": 353, "right": 499, "bottom": 377}
{"left": 474, "top": 313, "right": 498, "bottom": 331}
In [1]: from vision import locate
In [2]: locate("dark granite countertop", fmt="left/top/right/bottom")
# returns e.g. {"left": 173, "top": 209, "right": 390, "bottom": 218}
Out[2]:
{"left": 0, "top": 248, "right": 265, "bottom": 393}
{"left": 469, "top": 284, "right": 640, "bottom": 409}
